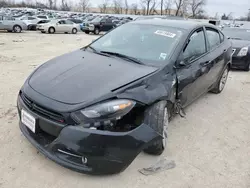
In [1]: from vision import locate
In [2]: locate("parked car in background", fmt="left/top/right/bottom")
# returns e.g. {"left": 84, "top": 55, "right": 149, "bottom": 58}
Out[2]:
{"left": 83, "top": 17, "right": 116, "bottom": 35}
{"left": 116, "top": 19, "right": 130, "bottom": 27}
{"left": 0, "top": 15, "right": 27, "bottom": 32}
{"left": 18, "top": 19, "right": 232, "bottom": 175}
{"left": 222, "top": 28, "right": 250, "bottom": 71}
{"left": 80, "top": 16, "right": 96, "bottom": 31}
{"left": 37, "top": 19, "right": 79, "bottom": 34}
{"left": 27, "top": 19, "right": 50, "bottom": 30}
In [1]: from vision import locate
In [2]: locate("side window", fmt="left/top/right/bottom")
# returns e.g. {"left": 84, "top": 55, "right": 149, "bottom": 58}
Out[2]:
{"left": 101, "top": 19, "right": 107, "bottom": 23}
{"left": 59, "top": 20, "right": 66, "bottom": 24}
{"left": 183, "top": 28, "right": 206, "bottom": 62}
{"left": 206, "top": 28, "right": 221, "bottom": 49}
{"left": 106, "top": 19, "right": 112, "bottom": 23}
{"left": 219, "top": 31, "right": 224, "bottom": 42}
{"left": 65, "top": 20, "right": 73, "bottom": 24}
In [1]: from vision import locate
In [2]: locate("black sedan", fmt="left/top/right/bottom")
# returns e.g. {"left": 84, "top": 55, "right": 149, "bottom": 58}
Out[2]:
{"left": 222, "top": 28, "right": 250, "bottom": 71}
{"left": 17, "top": 19, "right": 232, "bottom": 175}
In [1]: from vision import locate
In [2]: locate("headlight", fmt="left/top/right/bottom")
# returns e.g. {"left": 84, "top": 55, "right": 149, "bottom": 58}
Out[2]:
{"left": 237, "top": 46, "right": 249, "bottom": 56}
{"left": 71, "top": 99, "right": 136, "bottom": 127}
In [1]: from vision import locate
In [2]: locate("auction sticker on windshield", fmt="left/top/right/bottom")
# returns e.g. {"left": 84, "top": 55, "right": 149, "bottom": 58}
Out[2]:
{"left": 21, "top": 109, "right": 36, "bottom": 133}
{"left": 154, "top": 30, "right": 176, "bottom": 38}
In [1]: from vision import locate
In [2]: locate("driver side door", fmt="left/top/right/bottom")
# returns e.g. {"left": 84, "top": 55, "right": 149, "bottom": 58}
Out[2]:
{"left": 176, "top": 27, "right": 212, "bottom": 107}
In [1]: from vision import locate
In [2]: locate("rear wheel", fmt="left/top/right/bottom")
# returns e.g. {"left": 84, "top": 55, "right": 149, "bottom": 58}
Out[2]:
{"left": 94, "top": 27, "right": 100, "bottom": 35}
{"left": 48, "top": 27, "right": 55, "bottom": 34}
{"left": 13, "top": 25, "right": 22, "bottom": 33}
{"left": 143, "top": 101, "right": 168, "bottom": 155}
{"left": 210, "top": 66, "right": 229, "bottom": 94}
{"left": 72, "top": 28, "right": 77, "bottom": 34}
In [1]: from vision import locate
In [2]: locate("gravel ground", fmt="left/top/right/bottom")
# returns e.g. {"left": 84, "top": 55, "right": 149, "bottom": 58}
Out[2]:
{"left": 0, "top": 31, "right": 250, "bottom": 188}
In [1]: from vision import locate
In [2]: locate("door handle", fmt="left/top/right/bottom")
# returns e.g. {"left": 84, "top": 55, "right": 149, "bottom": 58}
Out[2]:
{"left": 201, "top": 60, "right": 213, "bottom": 66}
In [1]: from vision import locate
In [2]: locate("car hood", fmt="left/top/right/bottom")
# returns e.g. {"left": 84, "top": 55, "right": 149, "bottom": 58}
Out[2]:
{"left": 28, "top": 50, "right": 158, "bottom": 105}
{"left": 231, "top": 39, "right": 250, "bottom": 48}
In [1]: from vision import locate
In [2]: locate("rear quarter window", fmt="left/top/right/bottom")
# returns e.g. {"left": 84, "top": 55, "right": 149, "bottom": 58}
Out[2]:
{"left": 206, "top": 28, "right": 221, "bottom": 50}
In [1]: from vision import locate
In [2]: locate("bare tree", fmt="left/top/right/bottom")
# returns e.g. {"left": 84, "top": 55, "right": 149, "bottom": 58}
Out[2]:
{"left": 130, "top": 3, "right": 138, "bottom": 14}
{"left": 180, "top": 0, "right": 189, "bottom": 17}
{"left": 53, "top": 0, "right": 57, "bottom": 9}
{"left": 140, "top": 0, "right": 157, "bottom": 15}
{"left": 112, "top": 0, "right": 123, "bottom": 14}
{"left": 174, "top": 0, "right": 184, "bottom": 16}
{"left": 61, "top": 0, "right": 71, "bottom": 11}
{"left": 190, "top": 0, "right": 205, "bottom": 18}
{"left": 48, "top": 0, "right": 53, "bottom": 8}
{"left": 124, "top": 0, "right": 129, "bottom": 14}
{"left": 79, "top": 0, "right": 90, "bottom": 12}
{"left": 164, "top": 0, "right": 172, "bottom": 15}
{"left": 98, "top": 0, "right": 109, "bottom": 13}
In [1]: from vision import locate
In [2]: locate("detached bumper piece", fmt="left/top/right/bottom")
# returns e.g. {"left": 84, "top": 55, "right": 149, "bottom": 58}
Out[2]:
{"left": 18, "top": 95, "right": 160, "bottom": 175}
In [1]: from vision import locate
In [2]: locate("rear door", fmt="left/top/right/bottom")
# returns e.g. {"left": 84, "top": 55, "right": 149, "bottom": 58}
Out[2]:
{"left": 204, "top": 27, "right": 226, "bottom": 87}
{"left": 176, "top": 27, "right": 212, "bottom": 107}
{"left": 65, "top": 20, "right": 74, "bottom": 32}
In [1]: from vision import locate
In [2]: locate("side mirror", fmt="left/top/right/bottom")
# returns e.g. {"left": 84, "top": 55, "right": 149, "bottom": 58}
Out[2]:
{"left": 175, "top": 53, "right": 187, "bottom": 68}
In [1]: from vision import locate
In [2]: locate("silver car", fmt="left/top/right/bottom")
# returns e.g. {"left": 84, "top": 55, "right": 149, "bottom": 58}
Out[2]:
{"left": 0, "top": 15, "right": 27, "bottom": 33}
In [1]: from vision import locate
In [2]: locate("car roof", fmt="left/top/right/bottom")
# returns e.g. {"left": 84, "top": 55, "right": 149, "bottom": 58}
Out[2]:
{"left": 132, "top": 19, "right": 215, "bottom": 30}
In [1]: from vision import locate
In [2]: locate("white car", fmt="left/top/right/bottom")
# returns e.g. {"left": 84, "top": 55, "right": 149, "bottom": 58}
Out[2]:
{"left": 36, "top": 19, "right": 79, "bottom": 34}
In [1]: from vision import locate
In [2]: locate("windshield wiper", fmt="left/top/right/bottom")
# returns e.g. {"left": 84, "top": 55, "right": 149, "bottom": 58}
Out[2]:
{"left": 83, "top": 46, "right": 111, "bottom": 57}
{"left": 100, "top": 51, "right": 144, "bottom": 65}
{"left": 230, "top": 37, "right": 242, "bottom": 40}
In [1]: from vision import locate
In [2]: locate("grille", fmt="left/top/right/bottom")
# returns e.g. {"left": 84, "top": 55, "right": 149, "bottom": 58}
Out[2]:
{"left": 20, "top": 91, "right": 65, "bottom": 123}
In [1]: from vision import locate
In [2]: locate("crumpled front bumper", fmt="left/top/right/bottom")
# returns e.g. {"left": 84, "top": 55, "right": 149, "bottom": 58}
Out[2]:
{"left": 18, "top": 96, "right": 161, "bottom": 175}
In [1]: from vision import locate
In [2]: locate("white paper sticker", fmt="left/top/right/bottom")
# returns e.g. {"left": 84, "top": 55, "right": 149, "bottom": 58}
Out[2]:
{"left": 154, "top": 30, "right": 176, "bottom": 38}
{"left": 159, "top": 53, "right": 167, "bottom": 60}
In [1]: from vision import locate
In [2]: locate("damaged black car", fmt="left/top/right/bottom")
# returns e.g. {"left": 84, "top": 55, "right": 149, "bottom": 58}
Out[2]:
{"left": 222, "top": 28, "right": 250, "bottom": 71}
{"left": 17, "top": 19, "right": 232, "bottom": 175}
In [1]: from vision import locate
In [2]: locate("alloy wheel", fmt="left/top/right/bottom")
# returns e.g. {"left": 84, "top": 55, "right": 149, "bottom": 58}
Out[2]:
{"left": 219, "top": 68, "right": 228, "bottom": 91}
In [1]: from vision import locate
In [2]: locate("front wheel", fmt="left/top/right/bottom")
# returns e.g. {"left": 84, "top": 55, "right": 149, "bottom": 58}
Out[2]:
{"left": 143, "top": 101, "right": 168, "bottom": 155}
{"left": 48, "top": 27, "right": 55, "bottom": 34}
{"left": 13, "top": 25, "right": 22, "bottom": 33}
{"left": 210, "top": 66, "right": 229, "bottom": 94}
{"left": 94, "top": 27, "right": 100, "bottom": 35}
{"left": 72, "top": 28, "right": 77, "bottom": 34}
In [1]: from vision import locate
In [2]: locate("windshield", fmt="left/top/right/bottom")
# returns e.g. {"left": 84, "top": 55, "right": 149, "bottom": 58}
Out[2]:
{"left": 222, "top": 29, "right": 250, "bottom": 41}
{"left": 89, "top": 23, "right": 183, "bottom": 66}
{"left": 91, "top": 17, "right": 103, "bottom": 22}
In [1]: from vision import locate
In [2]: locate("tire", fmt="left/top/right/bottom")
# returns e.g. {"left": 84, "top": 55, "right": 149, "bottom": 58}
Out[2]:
{"left": 85, "top": 31, "right": 90, "bottom": 34}
{"left": 72, "top": 28, "right": 77, "bottom": 34}
{"left": 210, "top": 66, "right": 229, "bottom": 94}
{"left": 94, "top": 27, "right": 100, "bottom": 35}
{"left": 13, "top": 25, "right": 22, "bottom": 33}
{"left": 48, "top": 27, "right": 55, "bottom": 34}
{"left": 143, "top": 101, "right": 168, "bottom": 155}
{"left": 244, "top": 62, "right": 250, "bottom": 71}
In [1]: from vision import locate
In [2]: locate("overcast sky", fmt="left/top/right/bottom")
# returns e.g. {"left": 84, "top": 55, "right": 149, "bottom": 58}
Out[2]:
{"left": 89, "top": 0, "right": 250, "bottom": 18}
